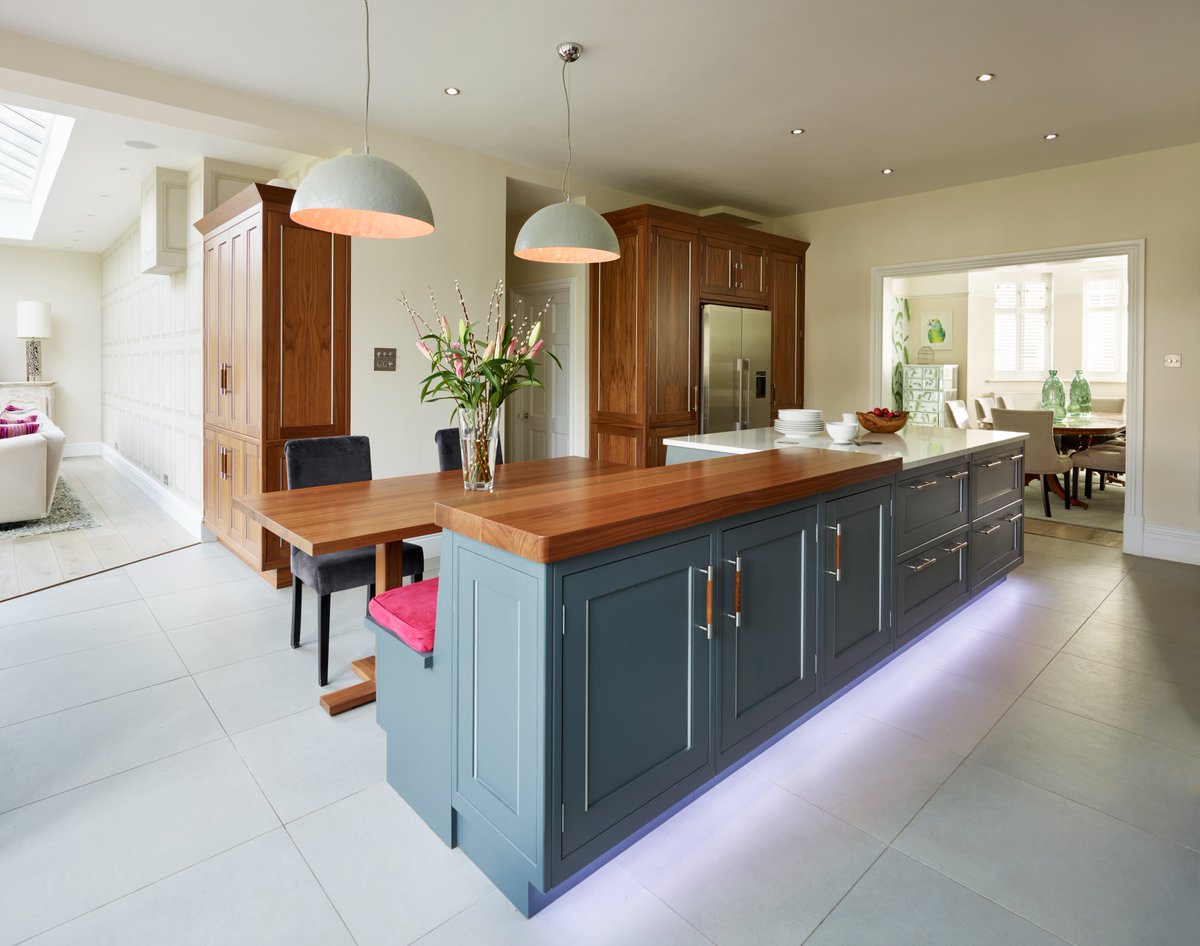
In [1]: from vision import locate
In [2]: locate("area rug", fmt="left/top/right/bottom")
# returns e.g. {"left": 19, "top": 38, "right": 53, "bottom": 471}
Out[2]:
{"left": 1022, "top": 475, "right": 1125, "bottom": 537}
{"left": 0, "top": 479, "right": 100, "bottom": 538}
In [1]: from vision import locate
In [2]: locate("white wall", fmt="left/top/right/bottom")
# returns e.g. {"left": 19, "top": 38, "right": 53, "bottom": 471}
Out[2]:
{"left": 0, "top": 246, "right": 101, "bottom": 445}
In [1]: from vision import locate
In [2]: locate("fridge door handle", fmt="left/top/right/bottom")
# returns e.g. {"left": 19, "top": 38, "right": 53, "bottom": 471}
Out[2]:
{"left": 734, "top": 359, "right": 744, "bottom": 429}
{"left": 742, "top": 358, "right": 752, "bottom": 428}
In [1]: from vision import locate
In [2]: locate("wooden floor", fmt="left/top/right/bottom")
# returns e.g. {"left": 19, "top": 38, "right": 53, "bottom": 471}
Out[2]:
{"left": 0, "top": 457, "right": 197, "bottom": 601}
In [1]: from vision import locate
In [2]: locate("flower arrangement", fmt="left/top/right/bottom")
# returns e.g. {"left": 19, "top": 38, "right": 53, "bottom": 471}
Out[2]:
{"left": 403, "top": 278, "right": 559, "bottom": 490}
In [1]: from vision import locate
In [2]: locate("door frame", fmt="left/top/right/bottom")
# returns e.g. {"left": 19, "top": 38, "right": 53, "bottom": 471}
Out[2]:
{"left": 508, "top": 277, "right": 581, "bottom": 458}
{"left": 869, "top": 239, "right": 1145, "bottom": 555}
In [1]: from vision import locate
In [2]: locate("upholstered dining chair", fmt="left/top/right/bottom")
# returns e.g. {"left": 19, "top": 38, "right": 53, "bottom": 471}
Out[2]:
{"left": 974, "top": 396, "right": 996, "bottom": 427}
{"left": 1091, "top": 396, "right": 1126, "bottom": 414}
{"left": 992, "top": 409, "right": 1073, "bottom": 517}
{"left": 1071, "top": 442, "right": 1125, "bottom": 500}
{"left": 434, "top": 427, "right": 504, "bottom": 472}
{"left": 945, "top": 399, "right": 970, "bottom": 429}
{"left": 285, "top": 436, "right": 424, "bottom": 686}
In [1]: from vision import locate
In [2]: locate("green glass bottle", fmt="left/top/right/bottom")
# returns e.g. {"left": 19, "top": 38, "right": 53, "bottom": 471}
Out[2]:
{"left": 1067, "top": 369, "right": 1092, "bottom": 416}
{"left": 1041, "top": 369, "right": 1066, "bottom": 421}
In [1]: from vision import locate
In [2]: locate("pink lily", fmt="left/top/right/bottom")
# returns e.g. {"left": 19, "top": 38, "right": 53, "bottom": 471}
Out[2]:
{"left": 415, "top": 341, "right": 432, "bottom": 360}
{"left": 454, "top": 356, "right": 465, "bottom": 379}
{"left": 529, "top": 339, "right": 543, "bottom": 357}
{"left": 505, "top": 338, "right": 518, "bottom": 358}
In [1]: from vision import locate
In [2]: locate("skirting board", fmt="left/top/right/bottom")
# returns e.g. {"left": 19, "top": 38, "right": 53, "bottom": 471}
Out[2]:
{"left": 1142, "top": 523, "right": 1200, "bottom": 566}
{"left": 63, "top": 442, "right": 102, "bottom": 457}
{"left": 101, "top": 445, "right": 203, "bottom": 540}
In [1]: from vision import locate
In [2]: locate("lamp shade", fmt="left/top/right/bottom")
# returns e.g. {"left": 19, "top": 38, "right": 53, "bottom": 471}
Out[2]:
{"left": 513, "top": 201, "right": 620, "bottom": 263}
{"left": 290, "top": 153, "right": 435, "bottom": 239}
{"left": 15, "top": 301, "right": 51, "bottom": 339}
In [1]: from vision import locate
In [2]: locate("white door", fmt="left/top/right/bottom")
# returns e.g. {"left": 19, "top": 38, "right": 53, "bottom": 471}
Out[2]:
{"left": 507, "top": 282, "right": 572, "bottom": 461}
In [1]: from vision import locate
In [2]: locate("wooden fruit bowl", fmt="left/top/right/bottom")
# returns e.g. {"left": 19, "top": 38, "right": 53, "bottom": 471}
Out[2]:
{"left": 857, "top": 411, "right": 908, "bottom": 433}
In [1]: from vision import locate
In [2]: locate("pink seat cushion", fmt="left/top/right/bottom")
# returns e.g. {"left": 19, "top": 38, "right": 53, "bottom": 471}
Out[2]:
{"left": 369, "top": 578, "right": 438, "bottom": 653}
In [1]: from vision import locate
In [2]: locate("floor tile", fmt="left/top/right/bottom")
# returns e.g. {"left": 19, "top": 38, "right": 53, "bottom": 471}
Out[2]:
{"left": 972, "top": 698, "right": 1200, "bottom": 850}
{"left": 990, "top": 571, "right": 1110, "bottom": 616}
{"left": 896, "top": 621, "right": 1056, "bottom": 695}
{"left": 1063, "top": 617, "right": 1200, "bottom": 690}
{"left": 0, "top": 571, "right": 141, "bottom": 628}
{"left": 288, "top": 783, "right": 494, "bottom": 946}
{"left": 144, "top": 576, "right": 291, "bottom": 631}
{"left": 1018, "top": 549, "right": 1128, "bottom": 590}
{"left": 412, "top": 863, "right": 713, "bottom": 946}
{"left": 895, "top": 761, "right": 1200, "bottom": 946}
{"left": 1133, "top": 556, "right": 1200, "bottom": 581}
{"left": 1091, "top": 588, "right": 1200, "bottom": 647}
{"left": 0, "top": 599, "right": 161, "bottom": 670}
{"left": 749, "top": 705, "right": 963, "bottom": 842}
{"left": 233, "top": 705, "right": 385, "bottom": 823}
{"left": 806, "top": 848, "right": 1069, "bottom": 946}
{"left": 1022, "top": 533, "right": 1138, "bottom": 570}
{"left": 617, "top": 767, "right": 884, "bottom": 946}
{"left": 1116, "top": 568, "right": 1200, "bottom": 606}
{"left": 0, "top": 740, "right": 279, "bottom": 945}
{"left": 23, "top": 830, "right": 352, "bottom": 946}
{"left": 0, "top": 634, "right": 186, "bottom": 728}
{"left": 1024, "top": 652, "right": 1200, "bottom": 758}
{"left": 951, "top": 593, "right": 1084, "bottom": 650}
{"left": 125, "top": 548, "right": 258, "bottom": 598}
{"left": 0, "top": 677, "right": 223, "bottom": 814}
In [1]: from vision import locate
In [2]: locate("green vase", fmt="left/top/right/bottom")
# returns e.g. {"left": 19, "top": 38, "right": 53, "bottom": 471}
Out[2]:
{"left": 1040, "top": 370, "right": 1066, "bottom": 421}
{"left": 1067, "top": 369, "right": 1092, "bottom": 416}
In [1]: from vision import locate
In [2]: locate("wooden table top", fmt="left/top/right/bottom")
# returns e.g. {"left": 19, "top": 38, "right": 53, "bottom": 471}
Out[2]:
{"left": 1052, "top": 412, "right": 1126, "bottom": 435}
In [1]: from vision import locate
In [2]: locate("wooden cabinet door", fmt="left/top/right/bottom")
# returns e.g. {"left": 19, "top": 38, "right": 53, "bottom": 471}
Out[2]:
{"left": 224, "top": 433, "right": 263, "bottom": 562}
{"left": 591, "top": 225, "right": 645, "bottom": 424}
{"left": 648, "top": 226, "right": 699, "bottom": 426}
{"left": 647, "top": 423, "right": 699, "bottom": 468}
{"left": 560, "top": 535, "right": 712, "bottom": 859}
{"left": 202, "top": 426, "right": 232, "bottom": 539}
{"left": 771, "top": 252, "right": 804, "bottom": 412}
{"left": 203, "top": 215, "right": 262, "bottom": 439}
{"left": 738, "top": 244, "right": 768, "bottom": 301}
{"left": 718, "top": 507, "right": 818, "bottom": 758}
{"left": 700, "top": 236, "right": 737, "bottom": 295}
{"left": 821, "top": 484, "right": 894, "bottom": 683}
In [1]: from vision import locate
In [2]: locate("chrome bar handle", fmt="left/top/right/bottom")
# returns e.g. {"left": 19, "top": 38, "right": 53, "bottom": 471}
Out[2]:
{"left": 825, "top": 523, "right": 842, "bottom": 581}
{"left": 692, "top": 565, "right": 714, "bottom": 640}
{"left": 734, "top": 360, "right": 744, "bottom": 430}
{"left": 723, "top": 556, "right": 743, "bottom": 627}
{"left": 1002, "top": 512, "right": 1024, "bottom": 523}
{"left": 943, "top": 540, "right": 969, "bottom": 554}
{"left": 979, "top": 459, "right": 1004, "bottom": 469}
{"left": 742, "top": 360, "right": 751, "bottom": 429}
{"left": 978, "top": 524, "right": 1002, "bottom": 535}
{"left": 944, "top": 469, "right": 969, "bottom": 480}
{"left": 906, "top": 480, "right": 938, "bottom": 490}
{"left": 905, "top": 557, "right": 938, "bottom": 572}
{"left": 1007, "top": 454, "right": 1024, "bottom": 462}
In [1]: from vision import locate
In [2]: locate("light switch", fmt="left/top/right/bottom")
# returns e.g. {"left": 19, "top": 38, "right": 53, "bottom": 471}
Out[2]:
{"left": 374, "top": 347, "right": 397, "bottom": 371}
{"left": 1164, "top": 353, "right": 1182, "bottom": 368}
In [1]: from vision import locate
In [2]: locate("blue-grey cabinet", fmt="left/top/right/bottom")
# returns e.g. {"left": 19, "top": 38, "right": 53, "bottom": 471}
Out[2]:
{"left": 821, "top": 484, "right": 893, "bottom": 684}
{"left": 718, "top": 506, "right": 819, "bottom": 759}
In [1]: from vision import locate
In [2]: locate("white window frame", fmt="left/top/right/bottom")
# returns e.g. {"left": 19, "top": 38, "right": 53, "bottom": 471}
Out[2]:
{"left": 992, "top": 274, "right": 1053, "bottom": 381}
{"left": 1082, "top": 269, "right": 1128, "bottom": 381}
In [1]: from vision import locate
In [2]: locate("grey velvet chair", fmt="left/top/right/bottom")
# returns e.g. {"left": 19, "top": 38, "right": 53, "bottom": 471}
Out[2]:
{"left": 285, "top": 436, "right": 424, "bottom": 685}
{"left": 434, "top": 427, "right": 504, "bottom": 472}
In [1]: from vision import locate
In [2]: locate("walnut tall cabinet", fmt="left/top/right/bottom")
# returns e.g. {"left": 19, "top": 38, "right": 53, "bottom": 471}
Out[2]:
{"left": 195, "top": 183, "right": 351, "bottom": 587}
{"left": 589, "top": 204, "right": 808, "bottom": 467}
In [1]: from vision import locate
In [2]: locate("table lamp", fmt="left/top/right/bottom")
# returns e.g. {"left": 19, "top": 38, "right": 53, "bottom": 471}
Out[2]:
{"left": 16, "top": 301, "right": 51, "bottom": 382}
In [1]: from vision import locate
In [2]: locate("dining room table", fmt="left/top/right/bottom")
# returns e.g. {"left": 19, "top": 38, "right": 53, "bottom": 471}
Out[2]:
{"left": 234, "top": 455, "right": 626, "bottom": 715}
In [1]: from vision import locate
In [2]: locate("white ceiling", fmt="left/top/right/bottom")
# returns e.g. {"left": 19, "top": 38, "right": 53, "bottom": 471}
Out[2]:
{"left": 1, "top": 0, "right": 1199, "bottom": 250}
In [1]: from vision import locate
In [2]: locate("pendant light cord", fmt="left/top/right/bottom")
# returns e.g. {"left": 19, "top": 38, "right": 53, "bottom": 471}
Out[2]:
{"left": 362, "top": 0, "right": 372, "bottom": 155}
{"left": 560, "top": 57, "right": 572, "bottom": 202}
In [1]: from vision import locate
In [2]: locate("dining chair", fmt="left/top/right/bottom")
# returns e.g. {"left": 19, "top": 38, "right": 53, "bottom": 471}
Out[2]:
{"left": 1071, "top": 442, "right": 1125, "bottom": 500}
{"left": 1091, "top": 396, "right": 1126, "bottom": 414}
{"left": 285, "top": 436, "right": 424, "bottom": 686}
{"left": 945, "top": 399, "right": 970, "bottom": 429}
{"left": 974, "top": 396, "right": 996, "bottom": 427}
{"left": 434, "top": 427, "right": 504, "bottom": 472}
{"left": 992, "top": 409, "right": 1073, "bottom": 516}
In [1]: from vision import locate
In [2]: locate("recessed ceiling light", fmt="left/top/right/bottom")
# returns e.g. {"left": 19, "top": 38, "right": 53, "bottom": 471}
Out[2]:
{"left": 124, "top": 140, "right": 157, "bottom": 150}
{"left": 976, "top": 73, "right": 995, "bottom": 82}
{"left": 881, "top": 168, "right": 894, "bottom": 175}
{"left": 790, "top": 128, "right": 805, "bottom": 136}
{"left": 444, "top": 87, "right": 461, "bottom": 96}
{"left": 1043, "top": 132, "right": 1059, "bottom": 140}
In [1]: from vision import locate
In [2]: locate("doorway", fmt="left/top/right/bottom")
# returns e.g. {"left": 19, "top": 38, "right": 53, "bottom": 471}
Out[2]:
{"left": 505, "top": 278, "right": 577, "bottom": 461}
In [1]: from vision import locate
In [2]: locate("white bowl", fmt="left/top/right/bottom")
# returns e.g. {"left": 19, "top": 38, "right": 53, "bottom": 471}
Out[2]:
{"left": 825, "top": 421, "right": 859, "bottom": 443}
{"left": 778, "top": 409, "right": 820, "bottom": 420}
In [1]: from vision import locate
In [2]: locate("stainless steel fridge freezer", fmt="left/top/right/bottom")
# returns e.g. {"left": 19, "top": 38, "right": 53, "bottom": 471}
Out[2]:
{"left": 700, "top": 304, "right": 772, "bottom": 433}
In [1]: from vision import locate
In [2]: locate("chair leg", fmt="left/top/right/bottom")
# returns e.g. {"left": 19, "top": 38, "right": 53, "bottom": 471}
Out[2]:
{"left": 1099, "top": 471, "right": 1106, "bottom": 491}
{"left": 1042, "top": 476, "right": 1052, "bottom": 517}
{"left": 1071, "top": 467, "right": 1078, "bottom": 501}
{"left": 366, "top": 583, "right": 375, "bottom": 615}
{"left": 318, "top": 594, "right": 331, "bottom": 687}
{"left": 1085, "top": 470, "right": 1093, "bottom": 499}
{"left": 291, "top": 576, "right": 303, "bottom": 649}
{"left": 413, "top": 571, "right": 423, "bottom": 583}
{"left": 1064, "top": 474, "right": 1071, "bottom": 510}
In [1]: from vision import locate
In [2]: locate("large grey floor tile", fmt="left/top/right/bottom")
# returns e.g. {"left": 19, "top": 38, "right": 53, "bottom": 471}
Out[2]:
{"left": 412, "top": 863, "right": 713, "bottom": 946}
{"left": 895, "top": 761, "right": 1200, "bottom": 946}
{"left": 991, "top": 571, "right": 1110, "bottom": 616}
{"left": 288, "top": 783, "right": 494, "bottom": 946}
{"left": 1018, "top": 550, "right": 1129, "bottom": 591}
{"left": 1117, "top": 567, "right": 1200, "bottom": 606}
{"left": 897, "top": 621, "right": 1056, "bottom": 695}
{"left": 0, "top": 633, "right": 186, "bottom": 727}
{"left": 806, "top": 848, "right": 1069, "bottom": 946}
{"left": 144, "top": 576, "right": 290, "bottom": 630}
{"left": 1064, "top": 617, "right": 1200, "bottom": 690}
{"left": 0, "top": 678, "right": 223, "bottom": 814}
{"left": 0, "top": 740, "right": 279, "bottom": 945}
{"left": 24, "top": 830, "right": 352, "bottom": 946}
{"left": 125, "top": 548, "right": 258, "bottom": 598}
{"left": 0, "top": 599, "right": 161, "bottom": 670}
{"left": 618, "top": 767, "right": 884, "bottom": 946}
{"left": 1024, "top": 652, "right": 1200, "bottom": 758}
{"left": 951, "top": 593, "right": 1084, "bottom": 650}
{"left": 1022, "top": 533, "right": 1138, "bottom": 570}
{"left": 972, "top": 697, "right": 1200, "bottom": 850}
{"left": 1133, "top": 556, "right": 1200, "bottom": 581}
{"left": 0, "top": 571, "right": 141, "bottom": 628}
{"left": 1091, "top": 589, "right": 1200, "bottom": 647}
{"left": 233, "top": 705, "right": 385, "bottom": 823}
{"left": 749, "top": 704, "right": 963, "bottom": 842}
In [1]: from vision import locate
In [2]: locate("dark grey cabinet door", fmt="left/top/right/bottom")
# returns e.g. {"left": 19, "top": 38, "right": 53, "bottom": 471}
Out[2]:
{"left": 560, "top": 535, "right": 712, "bottom": 857}
{"left": 822, "top": 484, "right": 894, "bottom": 681}
{"left": 719, "top": 507, "right": 818, "bottom": 756}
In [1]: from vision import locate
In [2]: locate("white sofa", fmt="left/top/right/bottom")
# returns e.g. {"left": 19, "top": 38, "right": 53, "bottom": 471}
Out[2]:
{"left": 0, "top": 414, "right": 66, "bottom": 523}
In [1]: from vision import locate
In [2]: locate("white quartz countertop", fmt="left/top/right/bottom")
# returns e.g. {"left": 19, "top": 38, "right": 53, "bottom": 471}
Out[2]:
{"left": 662, "top": 425, "right": 1027, "bottom": 471}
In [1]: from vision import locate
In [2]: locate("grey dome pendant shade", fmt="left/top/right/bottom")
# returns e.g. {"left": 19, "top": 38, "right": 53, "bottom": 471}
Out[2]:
{"left": 514, "top": 42, "right": 619, "bottom": 264}
{"left": 289, "top": 0, "right": 434, "bottom": 240}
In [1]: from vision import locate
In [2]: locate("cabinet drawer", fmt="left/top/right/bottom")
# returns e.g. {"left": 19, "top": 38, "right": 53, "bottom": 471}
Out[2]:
{"left": 896, "top": 462, "right": 969, "bottom": 555}
{"left": 970, "top": 502, "right": 1024, "bottom": 588}
{"left": 972, "top": 445, "right": 1025, "bottom": 520}
{"left": 896, "top": 531, "right": 969, "bottom": 643}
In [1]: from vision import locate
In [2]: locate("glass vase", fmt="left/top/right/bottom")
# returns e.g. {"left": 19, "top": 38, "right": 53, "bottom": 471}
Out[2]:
{"left": 1040, "top": 369, "right": 1066, "bottom": 422}
{"left": 1067, "top": 369, "right": 1092, "bottom": 416}
{"left": 457, "top": 403, "right": 499, "bottom": 491}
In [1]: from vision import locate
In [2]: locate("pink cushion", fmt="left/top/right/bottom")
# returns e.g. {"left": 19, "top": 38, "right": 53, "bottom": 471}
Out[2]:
{"left": 0, "top": 421, "right": 40, "bottom": 439}
{"left": 1, "top": 413, "right": 37, "bottom": 424}
{"left": 369, "top": 578, "right": 438, "bottom": 653}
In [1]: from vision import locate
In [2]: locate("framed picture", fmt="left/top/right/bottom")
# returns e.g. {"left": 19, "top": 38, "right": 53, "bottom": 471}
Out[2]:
{"left": 920, "top": 312, "right": 953, "bottom": 349}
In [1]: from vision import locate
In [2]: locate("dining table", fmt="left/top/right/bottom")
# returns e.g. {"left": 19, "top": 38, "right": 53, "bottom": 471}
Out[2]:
{"left": 234, "top": 456, "right": 626, "bottom": 715}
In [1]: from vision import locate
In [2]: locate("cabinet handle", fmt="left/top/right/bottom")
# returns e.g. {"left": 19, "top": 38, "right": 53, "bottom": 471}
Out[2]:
{"left": 943, "top": 540, "right": 968, "bottom": 554}
{"left": 1007, "top": 454, "right": 1024, "bottom": 462}
{"left": 979, "top": 459, "right": 1004, "bottom": 469}
{"left": 978, "top": 524, "right": 1002, "bottom": 535}
{"left": 692, "top": 565, "right": 714, "bottom": 640}
{"left": 944, "top": 470, "right": 969, "bottom": 480}
{"left": 1002, "top": 512, "right": 1023, "bottom": 523}
{"left": 825, "top": 523, "right": 842, "bottom": 581}
{"left": 906, "top": 480, "right": 938, "bottom": 490}
{"left": 723, "top": 556, "right": 743, "bottom": 628}
{"left": 905, "top": 557, "right": 938, "bottom": 572}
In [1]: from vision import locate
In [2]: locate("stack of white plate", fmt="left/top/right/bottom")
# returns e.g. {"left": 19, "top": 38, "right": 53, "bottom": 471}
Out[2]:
{"left": 774, "top": 408, "right": 824, "bottom": 436}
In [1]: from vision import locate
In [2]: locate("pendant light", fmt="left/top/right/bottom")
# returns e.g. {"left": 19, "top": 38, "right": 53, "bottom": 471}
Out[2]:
{"left": 291, "top": 0, "right": 434, "bottom": 239}
{"left": 514, "top": 43, "right": 620, "bottom": 264}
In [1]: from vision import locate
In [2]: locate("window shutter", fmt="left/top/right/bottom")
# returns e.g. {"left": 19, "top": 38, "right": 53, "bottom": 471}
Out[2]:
{"left": 1085, "top": 309, "right": 1120, "bottom": 373}
{"left": 994, "top": 311, "right": 1018, "bottom": 372}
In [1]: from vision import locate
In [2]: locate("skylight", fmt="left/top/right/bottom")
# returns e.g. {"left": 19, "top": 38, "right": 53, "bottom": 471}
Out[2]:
{"left": 0, "top": 103, "right": 74, "bottom": 241}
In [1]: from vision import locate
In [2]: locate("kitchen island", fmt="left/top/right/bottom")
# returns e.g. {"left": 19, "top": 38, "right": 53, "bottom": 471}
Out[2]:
{"left": 373, "top": 439, "right": 1025, "bottom": 916}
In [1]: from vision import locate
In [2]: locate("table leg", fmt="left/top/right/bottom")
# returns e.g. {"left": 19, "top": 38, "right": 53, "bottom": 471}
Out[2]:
{"left": 1045, "top": 472, "right": 1088, "bottom": 510}
{"left": 321, "top": 541, "right": 409, "bottom": 716}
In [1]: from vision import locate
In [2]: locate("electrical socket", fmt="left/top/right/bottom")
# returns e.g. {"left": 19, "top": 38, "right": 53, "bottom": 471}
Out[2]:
{"left": 374, "top": 347, "right": 397, "bottom": 371}
{"left": 1164, "top": 353, "right": 1182, "bottom": 368}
